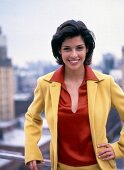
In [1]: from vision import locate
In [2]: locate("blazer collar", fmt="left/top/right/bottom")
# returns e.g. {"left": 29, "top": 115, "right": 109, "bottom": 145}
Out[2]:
{"left": 42, "top": 67, "right": 105, "bottom": 83}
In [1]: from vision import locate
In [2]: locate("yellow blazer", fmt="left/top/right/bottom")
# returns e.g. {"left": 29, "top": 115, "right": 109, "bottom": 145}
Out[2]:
{"left": 24, "top": 69, "right": 124, "bottom": 170}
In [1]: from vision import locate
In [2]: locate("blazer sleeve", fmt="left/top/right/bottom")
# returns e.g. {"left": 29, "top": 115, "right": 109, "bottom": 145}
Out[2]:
{"left": 24, "top": 78, "right": 45, "bottom": 164}
{"left": 110, "top": 76, "right": 124, "bottom": 159}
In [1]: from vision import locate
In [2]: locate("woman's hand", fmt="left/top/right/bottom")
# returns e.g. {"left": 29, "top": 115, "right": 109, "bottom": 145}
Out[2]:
{"left": 28, "top": 160, "right": 45, "bottom": 170}
{"left": 97, "top": 143, "right": 115, "bottom": 160}
{"left": 29, "top": 160, "right": 38, "bottom": 170}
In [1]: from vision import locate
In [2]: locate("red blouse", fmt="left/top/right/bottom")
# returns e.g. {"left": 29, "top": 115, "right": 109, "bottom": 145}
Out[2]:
{"left": 50, "top": 66, "right": 98, "bottom": 166}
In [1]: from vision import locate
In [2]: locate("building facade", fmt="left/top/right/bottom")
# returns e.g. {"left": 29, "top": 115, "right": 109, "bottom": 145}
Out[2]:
{"left": 0, "top": 27, "right": 15, "bottom": 120}
{"left": 122, "top": 46, "right": 124, "bottom": 90}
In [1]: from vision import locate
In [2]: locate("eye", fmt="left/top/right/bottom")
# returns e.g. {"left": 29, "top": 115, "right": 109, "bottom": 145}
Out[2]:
{"left": 62, "top": 47, "right": 71, "bottom": 51}
{"left": 76, "top": 46, "right": 85, "bottom": 51}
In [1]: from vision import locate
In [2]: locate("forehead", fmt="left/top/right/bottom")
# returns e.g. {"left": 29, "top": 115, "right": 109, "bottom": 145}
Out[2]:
{"left": 62, "top": 35, "right": 85, "bottom": 46}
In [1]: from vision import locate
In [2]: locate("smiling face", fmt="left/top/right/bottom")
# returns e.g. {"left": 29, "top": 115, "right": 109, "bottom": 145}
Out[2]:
{"left": 60, "top": 35, "right": 88, "bottom": 71}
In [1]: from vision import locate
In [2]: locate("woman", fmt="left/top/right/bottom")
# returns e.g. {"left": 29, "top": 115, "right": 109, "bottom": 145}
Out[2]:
{"left": 24, "top": 20, "right": 124, "bottom": 170}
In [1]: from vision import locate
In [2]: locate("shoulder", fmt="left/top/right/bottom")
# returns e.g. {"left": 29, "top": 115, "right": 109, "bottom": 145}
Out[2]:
{"left": 37, "top": 71, "right": 56, "bottom": 86}
{"left": 34, "top": 71, "right": 55, "bottom": 89}
{"left": 93, "top": 69, "right": 113, "bottom": 81}
{"left": 39, "top": 71, "right": 55, "bottom": 81}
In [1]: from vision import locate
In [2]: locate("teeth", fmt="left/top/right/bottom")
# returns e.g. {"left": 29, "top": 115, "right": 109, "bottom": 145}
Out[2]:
{"left": 68, "top": 60, "right": 79, "bottom": 64}
{"left": 68, "top": 59, "right": 80, "bottom": 61}
{"left": 69, "top": 60, "right": 78, "bottom": 61}
{"left": 70, "top": 60, "right": 78, "bottom": 62}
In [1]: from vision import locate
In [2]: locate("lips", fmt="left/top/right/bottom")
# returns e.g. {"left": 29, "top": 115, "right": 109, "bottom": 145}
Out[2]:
{"left": 68, "top": 58, "right": 80, "bottom": 64}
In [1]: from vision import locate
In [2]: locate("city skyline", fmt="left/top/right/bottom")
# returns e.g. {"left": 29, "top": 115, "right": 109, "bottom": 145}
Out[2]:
{"left": 0, "top": 0, "right": 124, "bottom": 66}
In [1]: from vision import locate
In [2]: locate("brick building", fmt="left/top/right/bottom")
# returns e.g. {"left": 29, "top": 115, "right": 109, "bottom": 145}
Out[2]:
{"left": 0, "top": 27, "right": 15, "bottom": 120}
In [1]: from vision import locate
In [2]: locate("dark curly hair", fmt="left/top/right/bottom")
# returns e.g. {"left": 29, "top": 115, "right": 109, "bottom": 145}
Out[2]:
{"left": 51, "top": 20, "right": 95, "bottom": 65}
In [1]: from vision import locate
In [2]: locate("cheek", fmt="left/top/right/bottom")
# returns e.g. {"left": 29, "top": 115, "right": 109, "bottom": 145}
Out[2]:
{"left": 61, "top": 56, "right": 66, "bottom": 62}
{"left": 59, "top": 51, "right": 66, "bottom": 60}
{"left": 82, "top": 51, "right": 87, "bottom": 57}
{"left": 61, "top": 53, "right": 68, "bottom": 59}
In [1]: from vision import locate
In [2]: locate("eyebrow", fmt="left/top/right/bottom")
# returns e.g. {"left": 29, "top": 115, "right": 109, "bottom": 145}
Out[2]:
{"left": 62, "top": 44, "right": 85, "bottom": 47}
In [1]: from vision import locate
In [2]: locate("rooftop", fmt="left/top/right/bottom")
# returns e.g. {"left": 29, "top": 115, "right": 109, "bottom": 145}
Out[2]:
{"left": 0, "top": 117, "right": 50, "bottom": 168}
{"left": 0, "top": 117, "right": 50, "bottom": 147}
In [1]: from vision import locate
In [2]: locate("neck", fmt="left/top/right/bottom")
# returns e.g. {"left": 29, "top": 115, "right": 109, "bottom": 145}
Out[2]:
{"left": 64, "top": 66, "right": 85, "bottom": 82}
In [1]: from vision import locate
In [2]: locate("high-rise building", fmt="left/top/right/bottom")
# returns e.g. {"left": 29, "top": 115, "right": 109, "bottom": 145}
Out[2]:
{"left": 122, "top": 46, "right": 124, "bottom": 90}
{"left": 0, "top": 26, "right": 15, "bottom": 120}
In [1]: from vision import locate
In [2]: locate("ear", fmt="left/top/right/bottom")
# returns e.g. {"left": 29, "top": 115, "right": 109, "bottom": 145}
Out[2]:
{"left": 86, "top": 48, "right": 88, "bottom": 53}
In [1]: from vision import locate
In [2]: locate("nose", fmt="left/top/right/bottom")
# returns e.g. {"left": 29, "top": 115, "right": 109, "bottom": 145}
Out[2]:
{"left": 70, "top": 49, "right": 78, "bottom": 57}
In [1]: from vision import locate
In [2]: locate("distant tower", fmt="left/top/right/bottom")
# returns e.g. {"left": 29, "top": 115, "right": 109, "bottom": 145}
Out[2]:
{"left": 122, "top": 46, "right": 124, "bottom": 58}
{"left": 0, "top": 26, "right": 15, "bottom": 120}
{"left": 102, "top": 53, "right": 115, "bottom": 74}
{"left": 121, "top": 46, "right": 124, "bottom": 90}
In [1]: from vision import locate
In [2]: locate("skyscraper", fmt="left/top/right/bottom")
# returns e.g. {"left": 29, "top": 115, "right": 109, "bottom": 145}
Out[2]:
{"left": 122, "top": 46, "right": 124, "bottom": 90}
{"left": 0, "top": 27, "right": 15, "bottom": 120}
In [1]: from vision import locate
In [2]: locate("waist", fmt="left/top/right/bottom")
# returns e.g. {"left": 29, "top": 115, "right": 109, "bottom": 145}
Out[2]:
{"left": 57, "top": 162, "right": 100, "bottom": 170}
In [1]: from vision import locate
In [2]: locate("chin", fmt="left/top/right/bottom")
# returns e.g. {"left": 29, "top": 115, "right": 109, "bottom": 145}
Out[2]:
{"left": 68, "top": 65, "right": 83, "bottom": 70}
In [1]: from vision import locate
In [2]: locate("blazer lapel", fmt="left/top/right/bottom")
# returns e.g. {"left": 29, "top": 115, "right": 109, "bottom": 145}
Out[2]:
{"left": 50, "top": 82, "right": 61, "bottom": 133}
{"left": 87, "top": 80, "right": 98, "bottom": 147}
{"left": 50, "top": 82, "right": 61, "bottom": 166}
{"left": 87, "top": 70, "right": 105, "bottom": 147}
{"left": 50, "top": 82, "right": 61, "bottom": 115}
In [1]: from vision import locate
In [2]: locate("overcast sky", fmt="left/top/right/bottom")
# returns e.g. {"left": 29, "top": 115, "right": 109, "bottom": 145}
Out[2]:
{"left": 0, "top": 0, "right": 124, "bottom": 66}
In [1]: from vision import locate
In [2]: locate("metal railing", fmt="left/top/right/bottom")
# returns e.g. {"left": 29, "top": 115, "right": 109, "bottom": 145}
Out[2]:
{"left": 0, "top": 150, "right": 51, "bottom": 167}
{"left": 0, "top": 151, "right": 124, "bottom": 170}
